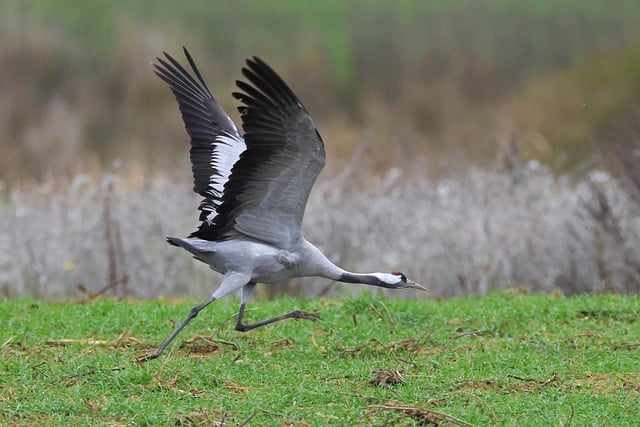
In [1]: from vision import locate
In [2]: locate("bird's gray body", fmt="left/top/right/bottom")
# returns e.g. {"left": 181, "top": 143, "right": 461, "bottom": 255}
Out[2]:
{"left": 169, "top": 237, "right": 339, "bottom": 297}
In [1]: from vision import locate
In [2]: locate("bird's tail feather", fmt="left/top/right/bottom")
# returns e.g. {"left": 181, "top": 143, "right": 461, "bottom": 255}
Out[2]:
{"left": 166, "top": 237, "right": 216, "bottom": 253}
{"left": 166, "top": 237, "right": 182, "bottom": 247}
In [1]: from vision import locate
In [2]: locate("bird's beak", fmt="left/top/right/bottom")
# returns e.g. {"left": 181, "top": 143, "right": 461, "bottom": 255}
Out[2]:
{"left": 407, "top": 279, "right": 427, "bottom": 291}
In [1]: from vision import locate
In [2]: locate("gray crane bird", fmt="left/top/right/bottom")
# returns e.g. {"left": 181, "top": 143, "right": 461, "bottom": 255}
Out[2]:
{"left": 141, "top": 48, "right": 426, "bottom": 361}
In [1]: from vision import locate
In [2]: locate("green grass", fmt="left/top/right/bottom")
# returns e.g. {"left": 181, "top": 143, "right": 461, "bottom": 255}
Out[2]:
{"left": 1, "top": 292, "right": 639, "bottom": 425}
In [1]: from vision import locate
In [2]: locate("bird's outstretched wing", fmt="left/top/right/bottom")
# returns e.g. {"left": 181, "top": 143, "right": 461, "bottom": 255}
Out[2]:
{"left": 154, "top": 48, "right": 246, "bottom": 224}
{"left": 202, "top": 57, "right": 326, "bottom": 249}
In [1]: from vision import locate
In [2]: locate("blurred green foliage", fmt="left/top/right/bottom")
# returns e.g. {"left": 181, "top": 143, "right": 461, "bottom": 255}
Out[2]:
{"left": 20, "top": 1, "right": 640, "bottom": 80}
{"left": 1, "top": 1, "right": 640, "bottom": 182}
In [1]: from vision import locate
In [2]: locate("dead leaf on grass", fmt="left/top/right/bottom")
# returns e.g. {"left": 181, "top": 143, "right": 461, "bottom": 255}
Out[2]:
{"left": 44, "top": 331, "right": 142, "bottom": 349}
{"left": 341, "top": 334, "right": 435, "bottom": 359}
{"left": 340, "top": 345, "right": 367, "bottom": 357}
{"left": 427, "top": 397, "right": 448, "bottom": 406}
{"left": 1, "top": 338, "right": 29, "bottom": 357}
{"left": 264, "top": 338, "right": 295, "bottom": 356}
{"left": 369, "top": 368, "right": 405, "bottom": 386}
{"left": 222, "top": 379, "right": 250, "bottom": 394}
{"left": 82, "top": 396, "right": 108, "bottom": 413}
{"left": 177, "top": 408, "right": 227, "bottom": 426}
{"left": 180, "top": 335, "right": 239, "bottom": 358}
{"left": 368, "top": 401, "right": 472, "bottom": 426}
{"left": 374, "top": 337, "right": 423, "bottom": 353}
{"left": 310, "top": 330, "right": 327, "bottom": 354}
{"left": 573, "top": 371, "right": 640, "bottom": 393}
{"left": 613, "top": 341, "right": 640, "bottom": 350}
{"left": 154, "top": 375, "right": 208, "bottom": 398}
{"left": 186, "top": 389, "right": 205, "bottom": 398}
{"left": 451, "top": 329, "right": 490, "bottom": 340}
{"left": 507, "top": 373, "right": 561, "bottom": 392}
{"left": 448, "top": 317, "right": 464, "bottom": 326}
{"left": 454, "top": 379, "right": 502, "bottom": 392}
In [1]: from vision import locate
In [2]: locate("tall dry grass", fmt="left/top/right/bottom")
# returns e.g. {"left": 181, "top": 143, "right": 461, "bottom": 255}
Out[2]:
{"left": 2, "top": 155, "right": 638, "bottom": 299}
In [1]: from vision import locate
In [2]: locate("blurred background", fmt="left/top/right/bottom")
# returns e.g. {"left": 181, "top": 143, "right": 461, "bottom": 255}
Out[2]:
{"left": 1, "top": 1, "right": 639, "bottom": 299}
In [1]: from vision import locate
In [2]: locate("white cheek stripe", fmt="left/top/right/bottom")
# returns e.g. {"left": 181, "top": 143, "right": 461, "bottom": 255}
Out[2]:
{"left": 371, "top": 272, "right": 403, "bottom": 285}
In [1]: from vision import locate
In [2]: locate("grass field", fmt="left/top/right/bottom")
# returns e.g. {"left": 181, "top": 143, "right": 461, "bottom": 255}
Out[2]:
{"left": 1, "top": 292, "right": 639, "bottom": 425}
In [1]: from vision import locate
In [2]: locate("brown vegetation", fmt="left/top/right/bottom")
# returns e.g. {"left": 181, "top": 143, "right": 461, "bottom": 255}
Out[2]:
{"left": 1, "top": 2, "right": 640, "bottom": 185}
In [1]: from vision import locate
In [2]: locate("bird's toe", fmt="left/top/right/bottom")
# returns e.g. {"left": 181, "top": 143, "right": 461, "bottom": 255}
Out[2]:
{"left": 135, "top": 351, "right": 159, "bottom": 363}
{"left": 291, "top": 310, "right": 321, "bottom": 321}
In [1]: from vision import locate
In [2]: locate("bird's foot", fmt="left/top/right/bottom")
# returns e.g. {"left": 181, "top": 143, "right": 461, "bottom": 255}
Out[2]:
{"left": 290, "top": 310, "right": 321, "bottom": 321}
{"left": 135, "top": 350, "right": 161, "bottom": 363}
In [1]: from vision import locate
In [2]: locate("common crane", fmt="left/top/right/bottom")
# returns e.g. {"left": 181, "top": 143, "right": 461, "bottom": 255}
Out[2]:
{"left": 141, "top": 48, "right": 425, "bottom": 361}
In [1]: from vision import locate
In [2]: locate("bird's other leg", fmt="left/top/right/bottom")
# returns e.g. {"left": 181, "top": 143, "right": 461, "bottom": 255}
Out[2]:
{"left": 136, "top": 295, "right": 216, "bottom": 362}
{"left": 235, "top": 282, "right": 320, "bottom": 332}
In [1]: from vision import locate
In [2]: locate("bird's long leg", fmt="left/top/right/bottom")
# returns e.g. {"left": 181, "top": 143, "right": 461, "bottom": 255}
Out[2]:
{"left": 235, "top": 307, "right": 321, "bottom": 332}
{"left": 234, "top": 283, "right": 320, "bottom": 332}
{"left": 136, "top": 295, "right": 217, "bottom": 362}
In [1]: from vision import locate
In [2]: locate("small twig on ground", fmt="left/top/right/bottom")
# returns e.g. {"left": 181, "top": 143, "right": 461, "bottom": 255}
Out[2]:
{"left": 181, "top": 336, "right": 240, "bottom": 351}
{"left": 368, "top": 401, "right": 472, "bottom": 426}
{"left": 563, "top": 397, "right": 575, "bottom": 427}
{"left": 612, "top": 341, "right": 640, "bottom": 350}
{"left": 506, "top": 373, "right": 562, "bottom": 393}
{"left": 237, "top": 410, "right": 256, "bottom": 427}
{"left": 1, "top": 336, "right": 15, "bottom": 349}
{"left": 451, "top": 330, "right": 488, "bottom": 340}
{"left": 45, "top": 331, "right": 141, "bottom": 348}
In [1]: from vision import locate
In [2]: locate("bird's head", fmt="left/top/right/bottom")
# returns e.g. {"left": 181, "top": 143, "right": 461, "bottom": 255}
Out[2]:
{"left": 373, "top": 272, "right": 427, "bottom": 291}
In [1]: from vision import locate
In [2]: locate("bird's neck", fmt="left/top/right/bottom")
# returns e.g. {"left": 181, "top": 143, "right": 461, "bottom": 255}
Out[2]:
{"left": 338, "top": 272, "right": 382, "bottom": 286}
{"left": 301, "top": 240, "right": 384, "bottom": 287}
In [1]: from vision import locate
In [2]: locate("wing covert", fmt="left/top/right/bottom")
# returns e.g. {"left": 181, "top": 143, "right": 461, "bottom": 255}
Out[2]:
{"left": 207, "top": 57, "right": 326, "bottom": 248}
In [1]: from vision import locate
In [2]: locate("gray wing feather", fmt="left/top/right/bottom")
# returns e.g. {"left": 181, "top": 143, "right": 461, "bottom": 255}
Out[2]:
{"left": 211, "top": 57, "right": 326, "bottom": 249}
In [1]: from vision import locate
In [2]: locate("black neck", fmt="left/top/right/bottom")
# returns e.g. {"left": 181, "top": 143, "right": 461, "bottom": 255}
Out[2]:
{"left": 339, "top": 272, "right": 380, "bottom": 286}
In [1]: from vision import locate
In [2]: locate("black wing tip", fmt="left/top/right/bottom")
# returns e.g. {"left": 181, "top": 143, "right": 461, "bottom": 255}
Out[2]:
{"left": 231, "top": 90, "right": 241, "bottom": 100}
{"left": 155, "top": 47, "right": 190, "bottom": 64}
{"left": 156, "top": 51, "right": 176, "bottom": 66}
{"left": 153, "top": 47, "right": 200, "bottom": 79}
{"left": 236, "top": 56, "right": 301, "bottom": 108}
{"left": 246, "top": 56, "right": 266, "bottom": 68}
{"left": 231, "top": 87, "right": 255, "bottom": 103}
{"left": 242, "top": 57, "right": 271, "bottom": 79}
